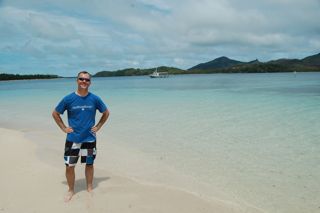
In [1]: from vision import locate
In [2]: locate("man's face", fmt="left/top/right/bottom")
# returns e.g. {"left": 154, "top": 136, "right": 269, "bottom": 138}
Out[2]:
{"left": 77, "top": 73, "right": 91, "bottom": 89}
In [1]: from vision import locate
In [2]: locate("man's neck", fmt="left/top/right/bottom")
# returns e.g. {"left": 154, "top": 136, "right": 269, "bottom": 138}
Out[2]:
{"left": 76, "top": 89, "right": 89, "bottom": 97}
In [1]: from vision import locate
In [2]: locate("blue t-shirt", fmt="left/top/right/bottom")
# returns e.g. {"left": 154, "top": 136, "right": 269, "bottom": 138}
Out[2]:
{"left": 55, "top": 92, "right": 107, "bottom": 143}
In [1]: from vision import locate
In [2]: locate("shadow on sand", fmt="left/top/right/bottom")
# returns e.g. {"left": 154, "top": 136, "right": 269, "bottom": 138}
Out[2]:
{"left": 62, "top": 176, "right": 110, "bottom": 193}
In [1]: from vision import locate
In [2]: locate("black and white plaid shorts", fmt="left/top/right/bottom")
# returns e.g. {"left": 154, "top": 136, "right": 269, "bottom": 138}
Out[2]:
{"left": 64, "top": 141, "right": 96, "bottom": 166}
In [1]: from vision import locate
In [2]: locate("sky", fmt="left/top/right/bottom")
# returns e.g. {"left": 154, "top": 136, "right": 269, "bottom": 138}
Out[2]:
{"left": 0, "top": 0, "right": 320, "bottom": 76}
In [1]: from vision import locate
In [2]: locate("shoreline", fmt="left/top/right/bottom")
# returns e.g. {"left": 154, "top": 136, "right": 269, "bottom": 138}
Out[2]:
{"left": 1, "top": 71, "right": 320, "bottom": 82}
{"left": 0, "top": 127, "right": 257, "bottom": 213}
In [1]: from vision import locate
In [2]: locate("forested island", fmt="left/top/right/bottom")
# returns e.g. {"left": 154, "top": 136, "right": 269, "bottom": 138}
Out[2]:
{"left": 1, "top": 53, "right": 319, "bottom": 80}
{"left": 0, "top": 73, "right": 59, "bottom": 81}
{"left": 93, "top": 66, "right": 186, "bottom": 77}
{"left": 94, "top": 52, "right": 320, "bottom": 77}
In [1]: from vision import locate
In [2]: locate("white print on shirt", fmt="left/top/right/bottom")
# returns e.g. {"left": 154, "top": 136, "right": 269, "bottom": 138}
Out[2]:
{"left": 72, "top": 105, "right": 93, "bottom": 111}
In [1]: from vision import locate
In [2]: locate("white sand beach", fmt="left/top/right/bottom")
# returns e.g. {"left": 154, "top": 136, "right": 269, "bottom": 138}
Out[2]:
{"left": 0, "top": 127, "right": 256, "bottom": 213}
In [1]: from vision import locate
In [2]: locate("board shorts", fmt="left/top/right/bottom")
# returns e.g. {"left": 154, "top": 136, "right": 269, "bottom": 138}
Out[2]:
{"left": 64, "top": 141, "right": 96, "bottom": 166}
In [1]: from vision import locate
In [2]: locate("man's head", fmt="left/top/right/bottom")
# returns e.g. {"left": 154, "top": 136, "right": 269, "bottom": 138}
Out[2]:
{"left": 77, "top": 71, "right": 91, "bottom": 90}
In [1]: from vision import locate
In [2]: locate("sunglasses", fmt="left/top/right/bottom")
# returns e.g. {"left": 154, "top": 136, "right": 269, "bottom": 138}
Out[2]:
{"left": 78, "top": 77, "right": 91, "bottom": 82}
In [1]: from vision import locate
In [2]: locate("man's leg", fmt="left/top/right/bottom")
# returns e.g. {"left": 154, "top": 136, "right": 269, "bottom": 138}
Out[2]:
{"left": 65, "top": 165, "right": 75, "bottom": 202}
{"left": 85, "top": 164, "right": 94, "bottom": 192}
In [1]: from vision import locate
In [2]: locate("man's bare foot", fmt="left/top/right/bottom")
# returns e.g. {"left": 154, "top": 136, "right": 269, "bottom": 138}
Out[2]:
{"left": 64, "top": 190, "right": 74, "bottom": 202}
{"left": 87, "top": 184, "right": 93, "bottom": 193}
{"left": 87, "top": 188, "right": 93, "bottom": 194}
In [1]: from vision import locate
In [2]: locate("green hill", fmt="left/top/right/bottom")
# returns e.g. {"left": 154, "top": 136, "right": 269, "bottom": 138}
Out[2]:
{"left": 94, "top": 66, "right": 186, "bottom": 77}
{"left": 187, "top": 53, "right": 320, "bottom": 73}
{"left": 189, "top": 56, "right": 243, "bottom": 70}
{"left": 302, "top": 53, "right": 320, "bottom": 66}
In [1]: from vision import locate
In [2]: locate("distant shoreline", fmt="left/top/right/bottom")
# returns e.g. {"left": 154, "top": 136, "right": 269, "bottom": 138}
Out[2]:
{"left": 2, "top": 71, "right": 320, "bottom": 81}
{"left": 0, "top": 73, "right": 60, "bottom": 81}
{"left": 0, "top": 78, "right": 63, "bottom": 82}
{"left": 1, "top": 52, "right": 319, "bottom": 80}
{"left": 93, "top": 69, "right": 320, "bottom": 78}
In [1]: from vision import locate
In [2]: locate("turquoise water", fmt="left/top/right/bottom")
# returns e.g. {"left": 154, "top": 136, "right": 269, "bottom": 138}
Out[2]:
{"left": 0, "top": 73, "right": 319, "bottom": 212}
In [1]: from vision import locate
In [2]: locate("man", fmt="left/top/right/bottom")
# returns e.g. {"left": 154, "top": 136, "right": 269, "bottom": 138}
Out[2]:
{"left": 52, "top": 71, "right": 109, "bottom": 202}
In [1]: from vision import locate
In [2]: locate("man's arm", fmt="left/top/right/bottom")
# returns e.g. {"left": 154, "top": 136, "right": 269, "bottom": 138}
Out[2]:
{"left": 91, "top": 109, "right": 110, "bottom": 133}
{"left": 52, "top": 110, "right": 74, "bottom": 133}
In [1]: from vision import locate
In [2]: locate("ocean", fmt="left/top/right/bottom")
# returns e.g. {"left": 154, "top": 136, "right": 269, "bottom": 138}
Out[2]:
{"left": 0, "top": 72, "right": 319, "bottom": 212}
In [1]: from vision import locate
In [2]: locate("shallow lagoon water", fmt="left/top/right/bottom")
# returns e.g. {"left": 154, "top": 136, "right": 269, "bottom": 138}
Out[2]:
{"left": 0, "top": 72, "right": 319, "bottom": 212}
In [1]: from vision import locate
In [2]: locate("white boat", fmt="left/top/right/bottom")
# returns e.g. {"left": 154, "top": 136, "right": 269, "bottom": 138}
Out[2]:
{"left": 149, "top": 68, "right": 169, "bottom": 78}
